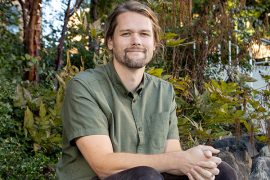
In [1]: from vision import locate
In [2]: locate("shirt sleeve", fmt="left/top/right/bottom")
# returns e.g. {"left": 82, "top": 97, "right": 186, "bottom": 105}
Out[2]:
{"left": 62, "top": 78, "right": 109, "bottom": 145}
{"left": 167, "top": 86, "right": 180, "bottom": 140}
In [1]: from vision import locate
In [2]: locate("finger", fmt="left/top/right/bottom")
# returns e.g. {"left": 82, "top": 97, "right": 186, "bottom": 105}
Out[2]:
{"left": 209, "top": 156, "right": 222, "bottom": 165}
{"left": 187, "top": 173, "right": 195, "bottom": 180}
{"left": 197, "top": 161, "right": 220, "bottom": 176}
{"left": 201, "top": 145, "right": 220, "bottom": 154}
{"left": 193, "top": 166, "right": 214, "bottom": 179}
{"left": 207, "top": 168, "right": 220, "bottom": 176}
{"left": 189, "top": 167, "right": 205, "bottom": 180}
{"left": 197, "top": 161, "right": 217, "bottom": 169}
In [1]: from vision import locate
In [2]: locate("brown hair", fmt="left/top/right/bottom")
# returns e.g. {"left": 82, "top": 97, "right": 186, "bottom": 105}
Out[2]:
{"left": 104, "top": 0, "right": 161, "bottom": 48}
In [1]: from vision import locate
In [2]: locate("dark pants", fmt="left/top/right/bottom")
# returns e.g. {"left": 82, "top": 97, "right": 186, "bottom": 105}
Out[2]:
{"left": 92, "top": 162, "right": 237, "bottom": 180}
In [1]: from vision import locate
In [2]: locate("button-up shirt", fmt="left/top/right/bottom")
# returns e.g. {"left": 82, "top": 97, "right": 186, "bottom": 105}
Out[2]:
{"left": 56, "top": 61, "right": 179, "bottom": 179}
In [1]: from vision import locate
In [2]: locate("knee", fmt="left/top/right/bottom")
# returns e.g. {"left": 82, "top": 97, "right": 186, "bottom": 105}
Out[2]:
{"left": 216, "top": 162, "right": 238, "bottom": 180}
{"left": 131, "top": 166, "right": 163, "bottom": 180}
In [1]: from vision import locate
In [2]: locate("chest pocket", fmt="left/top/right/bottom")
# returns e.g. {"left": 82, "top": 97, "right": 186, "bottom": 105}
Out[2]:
{"left": 146, "top": 112, "right": 170, "bottom": 152}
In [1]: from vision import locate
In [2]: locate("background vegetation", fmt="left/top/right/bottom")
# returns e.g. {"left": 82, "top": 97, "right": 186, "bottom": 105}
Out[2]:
{"left": 0, "top": 0, "right": 269, "bottom": 179}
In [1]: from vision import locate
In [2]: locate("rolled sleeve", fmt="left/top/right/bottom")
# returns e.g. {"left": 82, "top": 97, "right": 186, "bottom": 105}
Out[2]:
{"left": 62, "top": 79, "right": 109, "bottom": 145}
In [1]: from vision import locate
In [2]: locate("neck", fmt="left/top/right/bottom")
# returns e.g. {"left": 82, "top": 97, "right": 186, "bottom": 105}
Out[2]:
{"left": 113, "top": 60, "right": 145, "bottom": 92}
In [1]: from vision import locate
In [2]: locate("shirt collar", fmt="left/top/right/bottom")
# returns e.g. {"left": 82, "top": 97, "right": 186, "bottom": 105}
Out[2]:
{"left": 106, "top": 60, "right": 146, "bottom": 97}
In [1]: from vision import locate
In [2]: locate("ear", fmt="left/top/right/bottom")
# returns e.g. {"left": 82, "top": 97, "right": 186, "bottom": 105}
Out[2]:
{"left": 107, "top": 37, "right": 113, "bottom": 50}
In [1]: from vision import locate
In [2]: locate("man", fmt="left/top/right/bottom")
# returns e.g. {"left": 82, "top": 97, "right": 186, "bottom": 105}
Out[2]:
{"left": 56, "top": 1, "right": 237, "bottom": 180}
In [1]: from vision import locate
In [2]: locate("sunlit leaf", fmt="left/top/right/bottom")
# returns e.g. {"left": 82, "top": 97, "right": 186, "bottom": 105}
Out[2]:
{"left": 147, "top": 68, "right": 163, "bottom": 77}
{"left": 161, "top": 32, "right": 178, "bottom": 40}
{"left": 257, "top": 106, "right": 266, "bottom": 112}
{"left": 166, "top": 38, "right": 187, "bottom": 47}
{"left": 255, "top": 135, "right": 268, "bottom": 143}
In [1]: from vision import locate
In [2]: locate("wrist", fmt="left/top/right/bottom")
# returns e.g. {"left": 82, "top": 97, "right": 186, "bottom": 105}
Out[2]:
{"left": 164, "top": 150, "right": 189, "bottom": 175}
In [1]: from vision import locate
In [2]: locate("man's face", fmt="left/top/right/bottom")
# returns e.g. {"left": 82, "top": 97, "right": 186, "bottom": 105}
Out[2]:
{"left": 108, "top": 11, "right": 156, "bottom": 69}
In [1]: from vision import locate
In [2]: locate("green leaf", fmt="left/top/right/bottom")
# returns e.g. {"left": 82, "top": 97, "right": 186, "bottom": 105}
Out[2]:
{"left": 260, "top": 74, "right": 270, "bottom": 82}
{"left": 24, "top": 106, "right": 34, "bottom": 136}
{"left": 166, "top": 38, "right": 187, "bottom": 47}
{"left": 175, "top": 96, "right": 189, "bottom": 107}
{"left": 257, "top": 106, "right": 266, "bottom": 112}
{"left": 211, "top": 131, "right": 231, "bottom": 138}
{"left": 50, "top": 134, "right": 62, "bottom": 144}
{"left": 25, "top": 54, "right": 31, "bottom": 60}
{"left": 147, "top": 68, "right": 163, "bottom": 77}
{"left": 39, "top": 101, "right": 46, "bottom": 118}
{"left": 13, "top": 85, "right": 26, "bottom": 107}
{"left": 161, "top": 32, "right": 178, "bottom": 40}
{"left": 90, "top": 28, "right": 97, "bottom": 38}
{"left": 234, "top": 110, "right": 244, "bottom": 117}
{"left": 255, "top": 135, "right": 268, "bottom": 143}
{"left": 262, "top": 90, "right": 270, "bottom": 96}
{"left": 219, "top": 104, "right": 228, "bottom": 114}
{"left": 241, "top": 119, "right": 251, "bottom": 132}
{"left": 178, "top": 117, "right": 189, "bottom": 125}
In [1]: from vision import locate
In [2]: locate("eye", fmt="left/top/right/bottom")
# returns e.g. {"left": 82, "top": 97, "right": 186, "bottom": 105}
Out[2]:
{"left": 141, "top": 32, "right": 150, "bottom": 36}
{"left": 121, "top": 32, "right": 131, "bottom": 37}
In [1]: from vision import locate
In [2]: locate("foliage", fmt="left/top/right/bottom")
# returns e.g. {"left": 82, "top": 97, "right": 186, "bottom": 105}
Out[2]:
{"left": 0, "top": 0, "right": 24, "bottom": 79}
{"left": 0, "top": 137, "right": 58, "bottom": 179}
{"left": 0, "top": 77, "right": 60, "bottom": 179}
{"left": 17, "top": 49, "right": 84, "bottom": 153}
{"left": 148, "top": 68, "right": 270, "bottom": 149}
{"left": 14, "top": 84, "right": 63, "bottom": 152}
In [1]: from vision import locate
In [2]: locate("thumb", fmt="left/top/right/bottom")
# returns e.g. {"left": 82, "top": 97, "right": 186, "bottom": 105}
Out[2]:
{"left": 203, "top": 149, "right": 213, "bottom": 158}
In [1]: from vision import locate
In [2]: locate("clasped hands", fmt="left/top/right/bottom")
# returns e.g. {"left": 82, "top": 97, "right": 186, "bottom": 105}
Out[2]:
{"left": 186, "top": 145, "right": 221, "bottom": 180}
{"left": 169, "top": 145, "right": 221, "bottom": 180}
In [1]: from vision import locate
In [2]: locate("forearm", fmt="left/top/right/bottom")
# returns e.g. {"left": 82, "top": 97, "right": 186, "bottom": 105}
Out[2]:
{"left": 87, "top": 151, "right": 186, "bottom": 178}
{"left": 76, "top": 136, "right": 218, "bottom": 179}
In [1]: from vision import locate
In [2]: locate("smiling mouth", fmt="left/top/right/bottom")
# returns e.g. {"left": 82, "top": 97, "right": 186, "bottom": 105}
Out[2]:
{"left": 125, "top": 48, "right": 146, "bottom": 53}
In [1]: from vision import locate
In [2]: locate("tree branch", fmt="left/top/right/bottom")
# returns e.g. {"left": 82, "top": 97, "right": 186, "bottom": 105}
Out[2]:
{"left": 55, "top": 0, "right": 72, "bottom": 71}
{"left": 69, "top": 0, "right": 84, "bottom": 17}
{"left": 55, "top": 0, "right": 85, "bottom": 71}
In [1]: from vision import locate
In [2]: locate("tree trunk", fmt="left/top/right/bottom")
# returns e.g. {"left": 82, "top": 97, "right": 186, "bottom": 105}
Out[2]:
{"left": 18, "top": 0, "right": 42, "bottom": 81}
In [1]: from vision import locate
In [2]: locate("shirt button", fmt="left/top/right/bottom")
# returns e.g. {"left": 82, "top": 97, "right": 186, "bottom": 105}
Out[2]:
{"left": 138, "top": 127, "right": 142, "bottom": 131}
{"left": 132, "top": 99, "right": 136, "bottom": 103}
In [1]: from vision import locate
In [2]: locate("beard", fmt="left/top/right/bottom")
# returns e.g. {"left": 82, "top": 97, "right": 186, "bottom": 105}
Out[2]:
{"left": 113, "top": 47, "right": 151, "bottom": 69}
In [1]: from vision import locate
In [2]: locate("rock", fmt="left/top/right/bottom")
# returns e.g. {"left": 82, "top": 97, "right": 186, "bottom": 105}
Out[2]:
{"left": 250, "top": 156, "right": 270, "bottom": 180}
{"left": 250, "top": 146, "right": 270, "bottom": 180}
{"left": 259, "top": 146, "right": 270, "bottom": 157}
{"left": 213, "top": 136, "right": 270, "bottom": 180}
{"left": 218, "top": 150, "right": 250, "bottom": 180}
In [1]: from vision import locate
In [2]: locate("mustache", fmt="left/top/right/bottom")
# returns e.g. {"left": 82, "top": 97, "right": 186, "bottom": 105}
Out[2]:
{"left": 124, "top": 47, "right": 147, "bottom": 53}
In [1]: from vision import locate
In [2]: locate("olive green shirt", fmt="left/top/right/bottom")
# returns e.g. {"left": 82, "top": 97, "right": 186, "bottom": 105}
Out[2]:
{"left": 56, "top": 61, "right": 179, "bottom": 180}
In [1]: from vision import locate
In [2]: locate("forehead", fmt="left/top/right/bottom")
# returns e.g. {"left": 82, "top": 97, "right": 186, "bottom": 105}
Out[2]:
{"left": 115, "top": 11, "right": 153, "bottom": 32}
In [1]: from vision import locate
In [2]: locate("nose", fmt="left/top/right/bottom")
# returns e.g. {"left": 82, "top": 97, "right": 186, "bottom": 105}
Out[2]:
{"left": 131, "top": 33, "right": 142, "bottom": 46}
